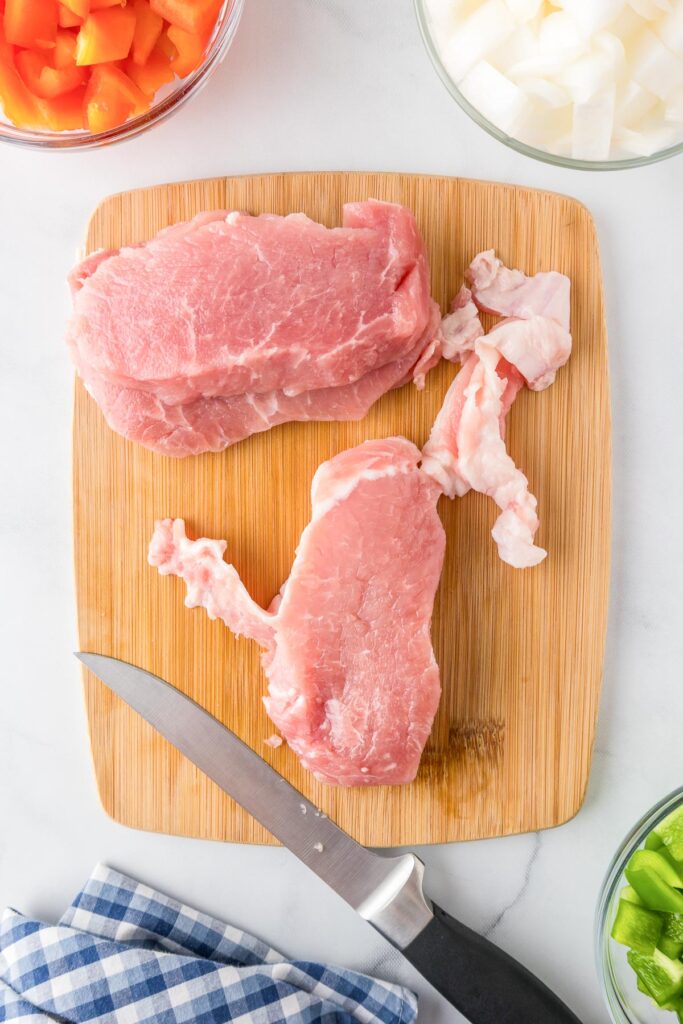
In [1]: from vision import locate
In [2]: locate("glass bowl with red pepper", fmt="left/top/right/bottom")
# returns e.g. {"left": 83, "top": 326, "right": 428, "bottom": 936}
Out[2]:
{"left": 0, "top": 0, "right": 243, "bottom": 149}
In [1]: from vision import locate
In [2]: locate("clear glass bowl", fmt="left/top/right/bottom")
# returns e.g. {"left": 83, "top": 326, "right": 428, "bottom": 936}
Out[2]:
{"left": 596, "top": 786, "right": 683, "bottom": 1024}
{"left": 414, "top": 0, "right": 683, "bottom": 172}
{"left": 0, "top": 0, "right": 244, "bottom": 150}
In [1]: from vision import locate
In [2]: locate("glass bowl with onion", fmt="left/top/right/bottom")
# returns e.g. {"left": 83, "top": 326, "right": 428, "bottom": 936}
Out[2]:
{"left": 415, "top": 0, "right": 683, "bottom": 170}
{"left": 0, "top": 0, "right": 244, "bottom": 150}
{"left": 596, "top": 786, "right": 683, "bottom": 1024}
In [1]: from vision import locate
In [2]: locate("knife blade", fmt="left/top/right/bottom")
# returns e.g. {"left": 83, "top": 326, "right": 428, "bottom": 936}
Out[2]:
{"left": 77, "top": 653, "right": 583, "bottom": 1024}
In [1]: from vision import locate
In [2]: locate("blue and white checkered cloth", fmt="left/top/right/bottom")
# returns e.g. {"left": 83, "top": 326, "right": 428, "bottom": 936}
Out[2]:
{"left": 0, "top": 864, "right": 417, "bottom": 1023}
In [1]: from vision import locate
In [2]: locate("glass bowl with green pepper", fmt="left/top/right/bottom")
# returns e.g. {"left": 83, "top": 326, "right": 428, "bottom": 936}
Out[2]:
{"left": 597, "top": 788, "right": 683, "bottom": 1024}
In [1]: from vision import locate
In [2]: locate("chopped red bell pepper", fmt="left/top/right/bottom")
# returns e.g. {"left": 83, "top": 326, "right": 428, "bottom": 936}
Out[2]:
{"left": 131, "top": 0, "right": 163, "bottom": 65}
{"left": 42, "top": 83, "right": 87, "bottom": 128}
{"left": 76, "top": 6, "right": 136, "bottom": 64}
{"left": 54, "top": 28, "right": 78, "bottom": 67}
{"left": 16, "top": 47, "right": 86, "bottom": 98}
{"left": 124, "top": 45, "right": 173, "bottom": 94}
{"left": 58, "top": 5, "right": 83, "bottom": 28}
{"left": 0, "top": 57, "right": 47, "bottom": 126}
{"left": 61, "top": 0, "right": 90, "bottom": 17}
{"left": 167, "top": 23, "right": 207, "bottom": 77}
{"left": 0, "top": 14, "right": 14, "bottom": 59}
{"left": 150, "top": 0, "right": 222, "bottom": 37}
{"left": 4, "top": 0, "right": 58, "bottom": 49}
{"left": 0, "top": 0, "right": 223, "bottom": 132}
{"left": 84, "top": 60, "right": 149, "bottom": 130}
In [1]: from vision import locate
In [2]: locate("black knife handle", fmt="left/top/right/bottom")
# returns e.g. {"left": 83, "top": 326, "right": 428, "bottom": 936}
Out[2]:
{"left": 402, "top": 902, "right": 583, "bottom": 1024}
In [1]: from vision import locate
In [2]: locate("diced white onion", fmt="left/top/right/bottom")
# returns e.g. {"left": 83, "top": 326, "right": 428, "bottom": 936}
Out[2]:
{"left": 617, "top": 80, "right": 660, "bottom": 123}
{"left": 426, "top": 0, "right": 471, "bottom": 33}
{"left": 629, "top": 0, "right": 672, "bottom": 18}
{"left": 490, "top": 25, "right": 539, "bottom": 73}
{"left": 549, "top": 133, "right": 575, "bottom": 157}
{"left": 631, "top": 28, "right": 683, "bottom": 97}
{"left": 538, "top": 12, "right": 587, "bottom": 60}
{"left": 554, "top": 0, "right": 626, "bottom": 36}
{"left": 517, "top": 76, "right": 570, "bottom": 107}
{"left": 610, "top": 7, "right": 651, "bottom": 42}
{"left": 560, "top": 52, "right": 619, "bottom": 104}
{"left": 656, "top": 3, "right": 683, "bottom": 57}
{"left": 430, "top": 0, "right": 683, "bottom": 159}
{"left": 441, "top": 0, "right": 516, "bottom": 82}
{"left": 507, "top": 52, "right": 565, "bottom": 78}
{"left": 503, "top": 0, "right": 542, "bottom": 22}
{"left": 517, "top": 101, "right": 573, "bottom": 147}
{"left": 511, "top": 76, "right": 572, "bottom": 145}
{"left": 664, "top": 85, "right": 683, "bottom": 120}
{"left": 459, "top": 60, "right": 530, "bottom": 133}
{"left": 594, "top": 30, "right": 628, "bottom": 66}
{"left": 572, "top": 86, "right": 616, "bottom": 158}
{"left": 614, "top": 122, "right": 679, "bottom": 151}
{"left": 505, "top": 13, "right": 587, "bottom": 77}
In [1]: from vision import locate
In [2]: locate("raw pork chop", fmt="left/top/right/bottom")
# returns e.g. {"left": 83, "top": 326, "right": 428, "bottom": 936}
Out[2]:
{"left": 67, "top": 201, "right": 441, "bottom": 455}
{"left": 423, "top": 253, "right": 572, "bottom": 568}
{"left": 149, "top": 439, "right": 445, "bottom": 786}
{"left": 81, "top": 311, "right": 441, "bottom": 458}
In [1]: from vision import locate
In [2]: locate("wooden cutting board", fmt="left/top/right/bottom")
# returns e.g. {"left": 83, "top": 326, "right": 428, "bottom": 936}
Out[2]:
{"left": 74, "top": 172, "right": 611, "bottom": 847}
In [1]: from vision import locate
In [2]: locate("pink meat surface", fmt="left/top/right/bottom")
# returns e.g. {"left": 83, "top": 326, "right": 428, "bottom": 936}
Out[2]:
{"left": 68, "top": 201, "right": 438, "bottom": 405}
{"left": 149, "top": 438, "right": 445, "bottom": 786}
{"left": 84, "top": 336, "right": 431, "bottom": 457}
{"left": 422, "top": 250, "right": 572, "bottom": 568}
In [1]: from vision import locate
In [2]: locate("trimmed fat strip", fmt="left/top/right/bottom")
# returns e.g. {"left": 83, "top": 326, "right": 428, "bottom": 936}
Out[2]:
{"left": 422, "top": 251, "right": 572, "bottom": 567}
{"left": 440, "top": 285, "right": 485, "bottom": 361}
{"left": 484, "top": 315, "right": 571, "bottom": 392}
{"left": 467, "top": 249, "right": 571, "bottom": 331}
{"left": 421, "top": 349, "right": 543, "bottom": 568}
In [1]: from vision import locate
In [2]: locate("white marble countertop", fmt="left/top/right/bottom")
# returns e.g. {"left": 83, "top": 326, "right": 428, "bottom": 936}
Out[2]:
{"left": 1, "top": 2, "right": 681, "bottom": 1021}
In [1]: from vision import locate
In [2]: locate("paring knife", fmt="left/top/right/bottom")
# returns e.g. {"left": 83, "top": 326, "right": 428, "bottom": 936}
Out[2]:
{"left": 76, "top": 653, "right": 582, "bottom": 1024}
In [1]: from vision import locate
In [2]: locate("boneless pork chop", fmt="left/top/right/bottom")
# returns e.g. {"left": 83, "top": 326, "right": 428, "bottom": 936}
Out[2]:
{"left": 81, "top": 312, "right": 441, "bottom": 458}
{"left": 149, "top": 439, "right": 445, "bottom": 786}
{"left": 67, "top": 201, "right": 441, "bottom": 455}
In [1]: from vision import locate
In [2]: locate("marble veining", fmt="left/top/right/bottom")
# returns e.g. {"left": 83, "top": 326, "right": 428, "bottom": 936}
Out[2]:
{"left": 483, "top": 833, "right": 542, "bottom": 939}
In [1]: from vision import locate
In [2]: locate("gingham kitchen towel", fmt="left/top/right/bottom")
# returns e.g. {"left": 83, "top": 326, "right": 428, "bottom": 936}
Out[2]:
{"left": 0, "top": 863, "right": 417, "bottom": 1023}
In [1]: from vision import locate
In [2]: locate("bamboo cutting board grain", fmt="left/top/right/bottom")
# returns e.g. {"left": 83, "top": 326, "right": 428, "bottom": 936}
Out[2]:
{"left": 74, "top": 172, "right": 611, "bottom": 846}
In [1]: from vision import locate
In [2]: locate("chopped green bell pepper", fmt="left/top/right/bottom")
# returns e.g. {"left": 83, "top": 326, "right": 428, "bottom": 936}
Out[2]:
{"left": 625, "top": 863, "right": 683, "bottom": 913}
{"left": 612, "top": 899, "right": 663, "bottom": 953}
{"left": 658, "top": 935, "right": 683, "bottom": 959}
{"left": 626, "top": 849, "right": 683, "bottom": 888}
{"left": 627, "top": 949, "right": 683, "bottom": 1007}
{"left": 655, "top": 806, "right": 683, "bottom": 862}
{"left": 663, "top": 914, "right": 683, "bottom": 942}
